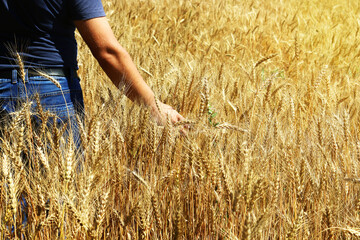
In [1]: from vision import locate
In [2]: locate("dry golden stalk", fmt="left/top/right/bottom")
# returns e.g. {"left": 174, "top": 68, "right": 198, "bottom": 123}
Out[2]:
{"left": 241, "top": 212, "right": 251, "bottom": 240}
{"left": 209, "top": 156, "right": 219, "bottom": 188}
{"left": 174, "top": 189, "right": 183, "bottom": 240}
{"left": 209, "top": 205, "right": 218, "bottom": 236}
{"left": 186, "top": 140, "right": 194, "bottom": 168}
{"left": 313, "top": 65, "right": 328, "bottom": 91}
{"left": 276, "top": 98, "right": 284, "bottom": 115}
{"left": 37, "top": 147, "right": 50, "bottom": 173}
{"left": 2, "top": 154, "right": 17, "bottom": 217}
{"left": 322, "top": 207, "right": 333, "bottom": 240}
{"left": 184, "top": 70, "right": 194, "bottom": 99}
{"left": 295, "top": 168, "right": 304, "bottom": 202}
{"left": 198, "top": 148, "right": 211, "bottom": 178}
{"left": 158, "top": 115, "right": 173, "bottom": 147}
{"left": 154, "top": 96, "right": 163, "bottom": 117}
{"left": 35, "top": 93, "right": 44, "bottom": 116}
{"left": 76, "top": 114, "right": 87, "bottom": 146}
{"left": 52, "top": 122, "right": 61, "bottom": 152}
{"left": 34, "top": 69, "right": 62, "bottom": 89}
{"left": 357, "top": 141, "right": 360, "bottom": 163}
{"left": 35, "top": 184, "right": 46, "bottom": 211}
{"left": 325, "top": 72, "right": 332, "bottom": 99}
{"left": 40, "top": 111, "right": 50, "bottom": 137}
{"left": 215, "top": 123, "right": 247, "bottom": 132}
{"left": 290, "top": 97, "right": 296, "bottom": 133}
{"left": 243, "top": 172, "right": 252, "bottom": 209}
{"left": 294, "top": 32, "right": 300, "bottom": 61}
{"left": 24, "top": 104, "right": 35, "bottom": 156}
{"left": 33, "top": 214, "right": 55, "bottom": 235}
{"left": 11, "top": 154, "right": 24, "bottom": 178}
{"left": 173, "top": 119, "right": 197, "bottom": 127}
{"left": 131, "top": 171, "right": 151, "bottom": 191}
{"left": 217, "top": 62, "right": 224, "bottom": 82}
{"left": 177, "top": 154, "right": 187, "bottom": 186}
{"left": 15, "top": 125, "right": 25, "bottom": 157}
{"left": 273, "top": 120, "right": 278, "bottom": 146}
{"left": 343, "top": 111, "right": 350, "bottom": 147}
{"left": 272, "top": 175, "right": 281, "bottom": 207}
{"left": 334, "top": 171, "right": 342, "bottom": 205}
{"left": 15, "top": 52, "right": 25, "bottom": 83}
{"left": 151, "top": 194, "right": 162, "bottom": 231}
{"left": 253, "top": 53, "right": 277, "bottom": 69}
{"left": 231, "top": 79, "right": 239, "bottom": 100}
{"left": 247, "top": 179, "right": 259, "bottom": 211}
{"left": 317, "top": 119, "right": 323, "bottom": 146}
{"left": 86, "top": 115, "right": 96, "bottom": 144}
{"left": 198, "top": 77, "right": 209, "bottom": 119}
{"left": 218, "top": 155, "right": 233, "bottom": 200}
{"left": 66, "top": 200, "right": 89, "bottom": 231}
{"left": 137, "top": 199, "right": 150, "bottom": 240}
{"left": 95, "top": 190, "right": 109, "bottom": 230}
{"left": 81, "top": 174, "right": 94, "bottom": 210}
{"left": 285, "top": 212, "right": 303, "bottom": 240}
{"left": 146, "top": 121, "right": 156, "bottom": 154}
{"left": 64, "top": 144, "right": 74, "bottom": 184}
{"left": 91, "top": 120, "right": 101, "bottom": 162}
{"left": 262, "top": 73, "right": 279, "bottom": 106}
{"left": 332, "top": 228, "right": 360, "bottom": 238}
{"left": 331, "top": 129, "right": 338, "bottom": 158}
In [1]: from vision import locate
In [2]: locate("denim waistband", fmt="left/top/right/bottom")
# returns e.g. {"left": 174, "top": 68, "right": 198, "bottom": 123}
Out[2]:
{"left": 0, "top": 68, "right": 78, "bottom": 79}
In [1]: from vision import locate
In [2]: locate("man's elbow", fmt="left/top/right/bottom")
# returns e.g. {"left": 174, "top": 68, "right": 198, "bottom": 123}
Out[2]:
{"left": 94, "top": 43, "right": 130, "bottom": 67}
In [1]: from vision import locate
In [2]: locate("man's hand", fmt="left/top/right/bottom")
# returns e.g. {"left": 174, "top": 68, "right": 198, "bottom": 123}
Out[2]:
{"left": 150, "top": 100, "right": 189, "bottom": 136}
{"left": 150, "top": 100, "right": 184, "bottom": 125}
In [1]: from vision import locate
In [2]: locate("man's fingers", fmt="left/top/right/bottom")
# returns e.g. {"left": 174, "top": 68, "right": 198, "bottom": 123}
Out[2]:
{"left": 153, "top": 101, "right": 186, "bottom": 126}
{"left": 173, "top": 113, "right": 185, "bottom": 123}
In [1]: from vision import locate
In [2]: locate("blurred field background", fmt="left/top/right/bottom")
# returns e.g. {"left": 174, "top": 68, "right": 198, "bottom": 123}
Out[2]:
{"left": 2, "top": 0, "right": 360, "bottom": 239}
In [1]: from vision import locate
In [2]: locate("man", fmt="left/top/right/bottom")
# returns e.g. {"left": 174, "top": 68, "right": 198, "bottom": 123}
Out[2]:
{"left": 0, "top": 0, "right": 184, "bottom": 131}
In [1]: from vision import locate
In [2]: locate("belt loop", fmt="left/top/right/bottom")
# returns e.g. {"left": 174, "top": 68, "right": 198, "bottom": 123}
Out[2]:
{"left": 11, "top": 69, "right": 17, "bottom": 84}
{"left": 24, "top": 69, "right": 29, "bottom": 83}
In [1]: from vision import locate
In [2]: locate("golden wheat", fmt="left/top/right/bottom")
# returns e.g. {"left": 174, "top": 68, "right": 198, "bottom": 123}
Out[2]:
{"left": 1, "top": 0, "right": 360, "bottom": 239}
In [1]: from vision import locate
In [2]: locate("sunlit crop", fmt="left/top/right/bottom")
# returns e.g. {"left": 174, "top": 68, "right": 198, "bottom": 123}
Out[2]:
{"left": 1, "top": 0, "right": 360, "bottom": 239}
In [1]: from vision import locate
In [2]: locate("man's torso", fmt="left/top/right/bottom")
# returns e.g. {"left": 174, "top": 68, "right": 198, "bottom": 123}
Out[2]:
{"left": 0, "top": 0, "right": 105, "bottom": 70}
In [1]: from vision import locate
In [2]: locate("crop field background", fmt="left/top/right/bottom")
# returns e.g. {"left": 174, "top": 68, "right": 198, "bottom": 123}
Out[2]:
{"left": 2, "top": 0, "right": 360, "bottom": 239}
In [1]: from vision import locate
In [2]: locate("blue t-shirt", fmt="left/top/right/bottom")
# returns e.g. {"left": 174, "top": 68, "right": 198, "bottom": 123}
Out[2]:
{"left": 0, "top": 0, "right": 105, "bottom": 70}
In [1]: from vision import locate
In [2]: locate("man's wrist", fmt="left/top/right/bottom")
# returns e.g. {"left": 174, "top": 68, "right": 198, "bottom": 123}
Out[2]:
{"left": 142, "top": 92, "right": 157, "bottom": 109}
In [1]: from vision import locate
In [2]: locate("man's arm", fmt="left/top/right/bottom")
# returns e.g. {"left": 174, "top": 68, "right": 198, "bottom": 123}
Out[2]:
{"left": 74, "top": 17, "right": 184, "bottom": 124}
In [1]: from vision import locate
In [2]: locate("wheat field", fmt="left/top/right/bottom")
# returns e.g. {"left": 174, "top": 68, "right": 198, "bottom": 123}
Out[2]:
{"left": 1, "top": 0, "right": 360, "bottom": 239}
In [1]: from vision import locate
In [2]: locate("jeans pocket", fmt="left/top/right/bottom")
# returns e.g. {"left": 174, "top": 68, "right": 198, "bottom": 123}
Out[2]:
{"left": 38, "top": 90, "right": 76, "bottom": 122}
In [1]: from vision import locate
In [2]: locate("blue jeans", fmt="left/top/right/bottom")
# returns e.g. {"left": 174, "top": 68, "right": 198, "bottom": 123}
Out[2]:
{"left": 0, "top": 69, "right": 84, "bottom": 231}
{"left": 0, "top": 69, "right": 84, "bottom": 141}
